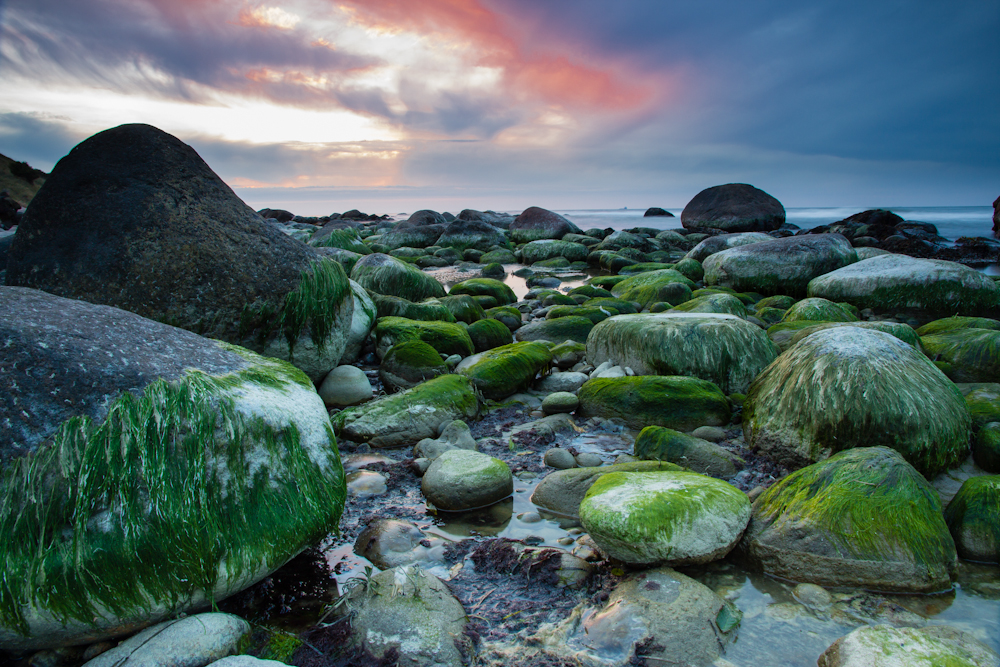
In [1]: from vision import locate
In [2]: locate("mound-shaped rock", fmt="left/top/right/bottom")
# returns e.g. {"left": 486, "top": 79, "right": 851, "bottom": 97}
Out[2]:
{"left": 509, "top": 206, "right": 581, "bottom": 244}
{"left": 744, "top": 327, "right": 970, "bottom": 477}
{"left": 374, "top": 316, "right": 474, "bottom": 360}
{"left": 456, "top": 341, "right": 552, "bottom": 401}
{"left": 738, "top": 447, "right": 957, "bottom": 593}
{"left": 633, "top": 426, "right": 743, "bottom": 478}
{"left": 681, "top": 183, "right": 785, "bottom": 232}
{"left": 610, "top": 269, "right": 696, "bottom": 309}
{"left": 587, "top": 313, "right": 778, "bottom": 394}
{"left": 515, "top": 315, "right": 594, "bottom": 344}
{"left": 670, "top": 292, "right": 749, "bottom": 318}
{"left": 530, "top": 461, "right": 683, "bottom": 519}
{"left": 436, "top": 218, "right": 508, "bottom": 251}
{"left": 449, "top": 277, "right": 517, "bottom": 306}
{"left": 703, "top": 234, "right": 857, "bottom": 297}
{"left": 683, "top": 232, "right": 774, "bottom": 262}
{"left": 944, "top": 476, "right": 1000, "bottom": 563}
{"left": 580, "top": 471, "right": 750, "bottom": 565}
{"left": 780, "top": 297, "right": 858, "bottom": 323}
{"left": 422, "top": 449, "right": 513, "bottom": 511}
{"left": 518, "top": 239, "right": 590, "bottom": 265}
{"left": 350, "top": 253, "right": 446, "bottom": 302}
{"left": 807, "top": 254, "right": 1000, "bottom": 318}
{"left": 379, "top": 339, "right": 449, "bottom": 392}
{"left": 921, "top": 328, "right": 1000, "bottom": 383}
{"left": 6, "top": 124, "right": 353, "bottom": 381}
{"left": 0, "top": 287, "right": 344, "bottom": 650}
{"left": 577, "top": 376, "right": 730, "bottom": 431}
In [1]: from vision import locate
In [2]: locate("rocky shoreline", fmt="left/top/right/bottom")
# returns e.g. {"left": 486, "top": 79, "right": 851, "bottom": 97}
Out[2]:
{"left": 1, "top": 125, "right": 999, "bottom": 667}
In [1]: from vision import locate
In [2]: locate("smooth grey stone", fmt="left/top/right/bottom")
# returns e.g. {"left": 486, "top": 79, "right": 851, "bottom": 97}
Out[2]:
{"left": 84, "top": 613, "right": 249, "bottom": 667}
{"left": 319, "top": 365, "right": 373, "bottom": 407}
{"left": 544, "top": 448, "right": 578, "bottom": 469}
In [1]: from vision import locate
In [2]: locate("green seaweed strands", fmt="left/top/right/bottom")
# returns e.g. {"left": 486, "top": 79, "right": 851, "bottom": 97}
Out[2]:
{"left": 0, "top": 363, "right": 344, "bottom": 637}
{"left": 754, "top": 447, "right": 956, "bottom": 570}
{"left": 309, "top": 228, "right": 372, "bottom": 255}
{"left": 239, "top": 258, "right": 351, "bottom": 354}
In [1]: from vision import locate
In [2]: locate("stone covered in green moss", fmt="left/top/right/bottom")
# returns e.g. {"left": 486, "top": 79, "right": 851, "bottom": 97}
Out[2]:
{"left": 974, "top": 423, "right": 1000, "bottom": 472}
{"left": 963, "top": 383, "right": 1000, "bottom": 427}
{"left": 0, "top": 289, "right": 345, "bottom": 649}
{"left": 780, "top": 297, "right": 858, "bottom": 323}
{"left": 920, "top": 328, "right": 1000, "bottom": 382}
{"left": 436, "top": 294, "right": 485, "bottom": 324}
{"left": 672, "top": 257, "right": 704, "bottom": 282}
{"left": 583, "top": 297, "right": 640, "bottom": 315}
{"left": 684, "top": 232, "right": 774, "bottom": 262}
{"left": 342, "top": 279, "right": 377, "bottom": 364}
{"left": 917, "top": 316, "right": 1000, "bottom": 336}
{"left": 484, "top": 305, "right": 523, "bottom": 331}
{"left": 467, "top": 317, "right": 513, "bottom": 352}
{"left": 546, "top": 305, "right": 617, "bottom": 324}
{"left": 580, "top": 471, "right": 750, "bottom": 565}
{"left": 610, "top": 269, "right": 697, "bottom": 309}
{"left": 518, "top": 239, "right": 590, "bottom": 265}
{"left": 588, "top": 275, "right": 629, "bottom": 290}
{"left": 480, "top": 248, "right": 517, "bottom": 264}
{"left": 634, "top": 426, "right": 743, "bottom": 478}
{"left": 374, "top": 316, "right": 474, "bottom": 359}
{"left": 456, "top": 341, "right": 552, "bottom": 400}
{"left": 379, "top": 340, "right": 449, "bottom": 392}
{"left": 449, "top": 277, "right": 517, "bottom": 306}
{"left": 515, "top": 316, "right": 594, "bottom": 344}
{"left": 739, "top": 447, "right": 957, "bottom": 592}
{"left": 670, "top": 293, "right": 749, "bottom": 318}
{"left": 309, "top": 226, "right": 372, "bottom": 254}
{"left": 617, "top": 261, "right": 676, "bottom": 275}
{"left": 754, "top": 306, "right": 786, "bottom": 325}
{"left": 703, "top": 234, "right": 857, "bottom": 297}
{"left": 745, "top": 327, "right": 970, "bottom": 477}
{"left": 370, "top": 292, "right": 457, "bottom": 322}
{"left": 944, "top": 476, "right": 1000, "bottom": 563}
{"left": 531, "top": 461, "right": 685, "bottom": 519}
{"left": 569, "top": 284, "right": 614, "bottom": 299}
{"left": 756, "top": 295, "right": 796, "bottom": 310}
{"left": 332, "top": 374, "right": 479, "bottom": 448}
{"left": 807, "top": 254, "right": 1000, "bottom": 318}
{"left": 350, "top": 253, "right": 446, "bottom": 301}
{"left": 817, "top": 625, "right": 998, "bottom": 667}
{"left": 577, "top": 375, "right": 730, "bottom": 431}
{"left": 767, "top": 319, "right": 924, "bottom": 353}
{"left": 587, "top": 313, "right": 778, "bottom": 394}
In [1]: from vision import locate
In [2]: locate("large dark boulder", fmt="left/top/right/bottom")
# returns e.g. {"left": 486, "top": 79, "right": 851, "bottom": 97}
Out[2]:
{"left": 0, "top": 287, "right": 345, "bottom": 650}
{"left": 681, "top": 184, "right": 785, "bottom": 232}
{"left": 405, "top": 209, "right": 447, "bottom": 226}
{"left": 436, "top": 218, "right": 509, "bottom": 251}
{"left": 644, "top": 207, "right": 674, "bottom": 217}
{"left": 839, "top": 208, "right": 904, "bottom": 227}
{"left": 5, "top": 124, "right": 352, "bottom": 381}
{"left": 458, "top": 209, "right": 514, "bottom": 229}
{"left": 509, "top": 206, "right": 582, "bottom": 243}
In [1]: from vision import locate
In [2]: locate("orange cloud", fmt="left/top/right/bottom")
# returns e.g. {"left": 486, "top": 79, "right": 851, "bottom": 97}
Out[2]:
{"left": 334, "top": 0, "right": 656, "bottom": 112}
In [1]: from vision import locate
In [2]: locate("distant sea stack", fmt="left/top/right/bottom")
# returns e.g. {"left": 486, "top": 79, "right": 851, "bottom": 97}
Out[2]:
{"left": 681, "top": 183, "right": 785, "bottom": 232}
{"left": 5, "top": 123, "right": 353, "bottom": 380}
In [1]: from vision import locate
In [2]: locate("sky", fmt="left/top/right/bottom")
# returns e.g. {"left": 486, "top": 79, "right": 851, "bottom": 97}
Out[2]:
{"left": 0, "top": 0, "right": 997, "bottom": 215}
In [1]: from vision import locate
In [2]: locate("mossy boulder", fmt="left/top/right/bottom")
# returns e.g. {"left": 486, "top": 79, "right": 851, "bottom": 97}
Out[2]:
{"left": 577, "top": 376, "right": 730, "bottom": 432}
{"left": 546, "top": 305, "right": 616, "bottom": 324}
{"left": 435, "top": 218, "right": 508, "bottom": 251}
{"left": 916, "top": 316, "right": 1000, "bottom": 336}
{"left": 962, "top": 383, "right": 1000, "bottom": 427}
{"left": 515, "top": 316, "right": 594, "bottom": 344}
{"left": 703, "top": 234, "right": 857, "bottom": 297}
{"left": 586, "top": 313, "right": 779, "bottom": 394}
{"left": 449, "top": 277, "right": 516, "bottom": 306}
{"left": 332, "top": 374, "right": 479, "bottom": 448}
{"left": 342, "top": 279, "right": 377, "bottom": 364}
{"left": 806, "top": 254, "right": 1000, "bottom": 318}
{"left": 456, "top": 341, "right": 552, "bottom": 401}
{"left": 818, "top": 625, "right": 998, "bottom": 667}
{"left": 518, "top": 239, "right": 589, "bottom": 264}
{"left": 944, "top": 476, "right": 1000, "bottom": 563}
{"left": 530, "top": 460, "right": 684, "bottom": 519}
{"left": 509, "top": 206, "right": 582, "bottom": 243}
{"left": 309, "top": 225, "right": 372, "bottom": 254}
{"left": 421, "top": 450, "right": 513, "bottom": 511}
{"left": 974, "top": 423, "right": 1000, "bottom": 472}
{"left": 437, "top": 294, "right": 485, "bottom": 324}
{"left": 583, "top": 297, "right": 640, "bottom": 315}
{"left": 684, "top": 232, "right": 774, "bottom": 262}
{"left": 669, "top": 292, "right": 749, "bottom": 318}
{"left": 767, "top": 320, "right": 924, "bottom": 353}
{"left": 580, "top": 471, "right": 750, "bottom": 565}
{"left": 479, "top": 248, "right": 517, "bottom": 264}
{"left": 610, "top": 269, "right": 696, "bottom": 309}
{"left": 756, "top": 294, "right": 796, "bottom": 310}
{"left": 374, "top": 316, "right": 474, "bottom": 360}
{"left": 467, "top": 317, "right": 513, "bottom": 352}
{"left": 634, "top": 426, "right": 743, "bottom": 478}
{"left": 484, "top": 305, "right": 522, "bottom": 332}
{"left": 672, "top": 257, "right": 704, "bottom": 282}
{"left": 745, "top": 327, "right": 970, "bottom": 477}
{"left": 350, "top": 252, "right": 446, "bottom": 302}
{"left": 370, "top": 292, "right": 457, "bottom": 322}
{"left": 0, "top": 288, "right": 345, "bottom": 650}
{"left": 379, "top": 340, "right": 449, "bottom": 392}
{"left": 921, "top": 328, "right": 1000, "bottom": 382}
{"left": 738, "top": 447, "right": 957, "bottom": 593}
{"left": 780, "top": 297, "right": 858, "bottom": 323}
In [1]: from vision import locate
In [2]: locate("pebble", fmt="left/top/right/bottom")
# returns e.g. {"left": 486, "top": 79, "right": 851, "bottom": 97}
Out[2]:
{"left": 574, "top": 452, "right": 603, "bottom": 468}
{"left": 541, "top": 392, "right": 579, "bottom": 415}
{"left": 518, "top": 512, "right": 542, "bottom": 523}
{"left": 543, "top": 447, "right": 577, "bottom": 469}
{"left": 692, "top": 426, "right": 727, "bottom": 442}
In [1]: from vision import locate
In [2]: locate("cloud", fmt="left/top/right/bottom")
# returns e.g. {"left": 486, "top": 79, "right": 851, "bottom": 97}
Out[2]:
{"left": 0, "top": 112, "right": 86, "bottom": 170}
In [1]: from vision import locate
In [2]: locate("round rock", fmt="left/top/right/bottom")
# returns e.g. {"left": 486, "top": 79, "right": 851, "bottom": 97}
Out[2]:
{"left": 542, "top": 392, "right": 579, "bottom": 415}
{"left": 421, "top": 449, "right": 513, "bottom": 511}
{"left": 319, "top": 365, "right": 373, "bottom": 407}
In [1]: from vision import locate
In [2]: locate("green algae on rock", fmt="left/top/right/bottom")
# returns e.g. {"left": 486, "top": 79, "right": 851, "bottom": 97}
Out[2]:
{"left": 421, "top": 449, "right": 514, "bottom": 511}
{"left": 703, "top": 234, "right": 857, "bottom": 297}
{"left": 374, "top": 316, "right": 474, "bottom": 360}
{"left": 806, "top": 254, "right": 1000, "bottom": 318}
{"left": 350, "top": 252, "right": 446, "bottom": 301}
{"left": 484, "top": 305, "right": 523, "bottom": 332}
{"left": 448, "top": 277, "right": 517, "bottom": 306}
{"left": 530, "top": 461, "right": 684, "bottom": 519}
{"left": 467, "top": 317, "right": 514, "bottom": 352}
{"left": 309, "top": 226, "right": 372, "bottom": 254}
{"left": 514, "top": 315, "right": 594, "bottom": 344}
{"left": 332, "top": 374, "right": 479, "bottom": 448}
{"left": 546, "top": 304, "right": 617, "bottom": 324}
{"left": 745, "top": 327, "right": 970, "bottom": 477}
{"left": 610, "top": 269, "right": 696, "bottom": 309}
{"left": 738, "top": 447, "right": 957, "bottom": 593}
{"left": 944, "top": 475, "right": 1000, "bottom": 563}
{"left": 580, "top": 471, "right": 750, "bottom": 565}
{"left": 0, "top": 289, "right": 345, "bottom": 649}
{"left": 455, "top": 341, "right": 553, "bottom": 401}
{"left": 916, "top": 315, "right": 1000, "bottom": 336}
{"left": 379, "top": 339, "right": 449, "bottom": 392}
{"left": 576, "top": 375, "right": 730, "bottom": 432}
{"left": 633, "top": 426, "right": 744, "bottom": 478}
{"left": 669, "top": 292, "right": 749, "bottom": 318}
{"left": 586, "top": 313, "right": 778, "bottom": 394}
{"left": 921, "top": 328, "right": 1000, "bottom": 383}
{"left": 817, "top": 624, "right": 998, "bottom": 667}
{"left": 780, "top": 297, "right": 859, "bottom": 323}
{"left": 766, "top": 319, "right": 924, "bottom": 353}
{"left": 517, "top": 239, "right": 590, "bottom": 265}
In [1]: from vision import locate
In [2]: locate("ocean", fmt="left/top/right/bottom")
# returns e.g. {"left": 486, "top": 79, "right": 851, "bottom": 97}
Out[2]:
{"left": 541, "top": 206, "right": 996, "bottom": 243}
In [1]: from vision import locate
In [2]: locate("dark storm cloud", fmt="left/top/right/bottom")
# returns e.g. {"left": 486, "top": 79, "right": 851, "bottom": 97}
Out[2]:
{"left": 489, "top": 0, "right": 1000, "bottom": 167}
{"left": 0, "top": 112, "right": 85, "bottom": 170}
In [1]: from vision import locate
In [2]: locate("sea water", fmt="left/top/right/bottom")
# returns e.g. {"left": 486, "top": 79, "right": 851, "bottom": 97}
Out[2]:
{"left": 540, "top": 206, "right": 996, "bottom": 243}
